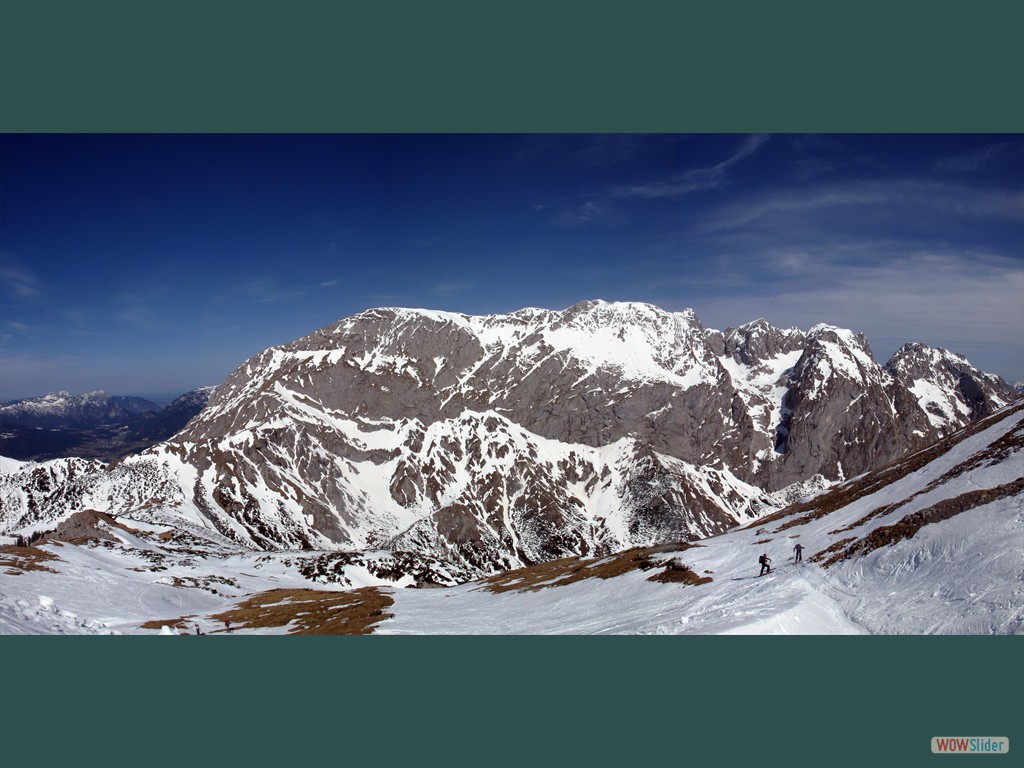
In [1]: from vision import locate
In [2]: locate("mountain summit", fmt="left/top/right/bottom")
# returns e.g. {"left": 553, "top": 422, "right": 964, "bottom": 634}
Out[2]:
{"left": 1, "top": 301, "right": 1017, "bottom": 578}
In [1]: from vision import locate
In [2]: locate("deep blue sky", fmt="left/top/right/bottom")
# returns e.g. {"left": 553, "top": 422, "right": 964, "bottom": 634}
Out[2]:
{"left": 1, "top": 133, "right": 1022, "bottom": 400}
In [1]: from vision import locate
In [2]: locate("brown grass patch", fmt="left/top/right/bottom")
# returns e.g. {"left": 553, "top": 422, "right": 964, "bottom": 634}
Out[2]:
{"left": 752, "top": 538, "right": 772, "bottom": 545}
{"left": 810, "top": 537, "right": 857, "bottom": 564}
{"left": 647, "top": 559, "right": 713, "bottom": 585}
{"left": 140, "top": 616, "right": 194, "bottom": 630}
{"left": 479, "top": 542, "right": 702, "bottom": 594}
{"left": 208, "top": 586, "right": 394, "bottom": 635}
{"left": 0, "top": 545, "right": 62, "bottom": 574}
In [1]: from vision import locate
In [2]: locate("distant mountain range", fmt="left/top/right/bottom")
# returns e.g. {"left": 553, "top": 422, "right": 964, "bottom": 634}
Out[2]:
{"left": 0, "top": 387, "right": 216, "bottom": 461}
{"left": 1, "top": 301, "right": 1017, "bottom": 582}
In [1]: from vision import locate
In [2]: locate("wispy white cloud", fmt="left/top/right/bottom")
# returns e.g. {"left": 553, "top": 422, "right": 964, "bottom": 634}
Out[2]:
{"left": 62, "top": 308, "right": 97, "bottom": 336}
{"left": 0, "top": 260, "right": 43, "bottom": 299}
{"left": 432, "top": 281, "right": 472, "bottom": 296}
{"left": 320, "top": 280, "right": 339, "bottom": 288}
{"left": 4, "top": 320, "right": 36, "bottom": 335}
{"left": 112, "top": 294, "right": 159, "bottom": 330}
{"left": 573, "top": 134, "right": 683, "bottom": 167}
{"left": 703, "top": 179, "right": 1024, "bottom": 232}
{"left": 551, "top": 200, "right": 626, "bottom": 228}
{"left": 932, "top": 139, "right": 1024, "bottom": 173}
{"left": 115, "top": 307, "right": 156, "bottom": 330}
{"left": 614, "top": 134, "right": 771, "bottom": 200}
{"left": 689, "top": 250, "right": 1023, "bottom": 373}
{"left": 544, "top": 135, "right": 769, "bottom": 228}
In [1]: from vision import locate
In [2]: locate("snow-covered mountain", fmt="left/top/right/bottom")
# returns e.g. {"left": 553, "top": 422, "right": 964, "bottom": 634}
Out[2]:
{"left": 2, "top": 397, "right": 1020, "bottom": 635}
{"left": 0, "top": 387, "right": 215, "bottom": 462}
{"left": 0, "top": 390, "right": 160, "bottom": 427}
{"left": 0, "top": 301, "right": 1017, "bottom": 579}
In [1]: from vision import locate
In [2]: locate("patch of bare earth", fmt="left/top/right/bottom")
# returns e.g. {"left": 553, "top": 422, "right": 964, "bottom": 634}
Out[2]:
{"left": 819, "top": 477, "right": 1024, "bottom": 567}
{"left": 140, "top": 616, "right": 194, "bottom": 631}
{"left": 208, "top": 586, "right": 394, "bottom": 635}
{"left": 646, "top": 558, "right": 714, "bottom": 585}
{"left": 0, "top": 544, "right": 62, "bottom": 575}
{"left": 809, "top": 537, "right": 857, "bottom": 564}
{"left": 478, "top": 542, "right": 709, "bottom": 593}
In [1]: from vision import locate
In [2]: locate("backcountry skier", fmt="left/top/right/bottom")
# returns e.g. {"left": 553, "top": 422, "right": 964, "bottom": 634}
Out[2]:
{"left": 793, "top": 543, "right": 805, "bottom": 563}
{"left": 758, "top": 553, "right": 772, "bottom": 576}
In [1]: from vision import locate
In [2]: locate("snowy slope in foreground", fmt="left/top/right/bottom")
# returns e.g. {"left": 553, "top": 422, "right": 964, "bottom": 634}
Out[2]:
{"left": 2, "top": 401, "right": 1021, "bottom": 635}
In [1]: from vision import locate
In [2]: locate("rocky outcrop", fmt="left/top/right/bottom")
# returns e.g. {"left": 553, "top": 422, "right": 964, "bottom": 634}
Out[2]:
{"left": 885, "top": 343, "right": 1016, "bottom": 427}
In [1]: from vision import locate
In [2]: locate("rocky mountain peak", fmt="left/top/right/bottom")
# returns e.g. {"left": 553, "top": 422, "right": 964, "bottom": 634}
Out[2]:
{"left": 723, "top": 318, "right": 806, "bottom": 368}
{"left": 885, "top": 342, "right": 1017, "bottom": 425}
{"left": 2, "top": 301, "right": 1016, "bottom": 580}
{"left": 886, "top": 342, "right": 972, "bottom": 379}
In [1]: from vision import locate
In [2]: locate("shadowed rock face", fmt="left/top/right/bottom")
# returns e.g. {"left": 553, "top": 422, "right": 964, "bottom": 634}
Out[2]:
{"left": 767, "top": 329, "right": 912, "bottom": 487}
{"left": 2, "top": 301, "right": 1017, "bottom": 577}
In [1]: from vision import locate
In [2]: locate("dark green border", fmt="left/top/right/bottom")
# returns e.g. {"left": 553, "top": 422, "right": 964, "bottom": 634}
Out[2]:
{"left": 2, "top": 3, "right": 1021, "bottom": 767}
{"left": 2, "top": 1, "right": 1023, "bottom": 132}
{"left": 2, "top": 636, "right": 1021, "bottom": 766}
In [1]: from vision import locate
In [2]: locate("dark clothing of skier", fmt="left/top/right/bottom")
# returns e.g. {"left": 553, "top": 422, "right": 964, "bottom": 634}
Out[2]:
{"left": 794, "top": 543, "right": 805, "bottom": 563}
{"left": 758, "top": 554, "right": 771, "bottom": 576}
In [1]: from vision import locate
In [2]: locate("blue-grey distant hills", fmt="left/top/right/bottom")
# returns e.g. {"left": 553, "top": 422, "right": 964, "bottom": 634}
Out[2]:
{"left": 0, "top": 387, "right": 216, "bottom": 461}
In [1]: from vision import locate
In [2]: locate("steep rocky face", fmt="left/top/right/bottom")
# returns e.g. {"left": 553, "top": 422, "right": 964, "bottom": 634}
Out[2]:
{"left": 767, "top": 327, "right": 907, "bottom": 486}
{"left": 721, "top": 318, "right": 807, "bottom": 367}
{"left": 884, "top": 343, "right": 1017, "bottom": 427}
{"left": 186, "top": 302, "right": 730, "bottom": 454}
{"left": 1, "top": 301, "right": 1016, "bottom": 579}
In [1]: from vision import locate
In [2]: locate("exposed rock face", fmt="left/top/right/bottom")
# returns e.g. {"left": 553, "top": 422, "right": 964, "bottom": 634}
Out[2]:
{"left": 885, "top": 343, "right": 1014, "bottom": 425}
{"left": 1, "top": 301, "right": 1017, "bottom": 578}
{"left": 768, "top": 327, "right": 907, "bottom": 486}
